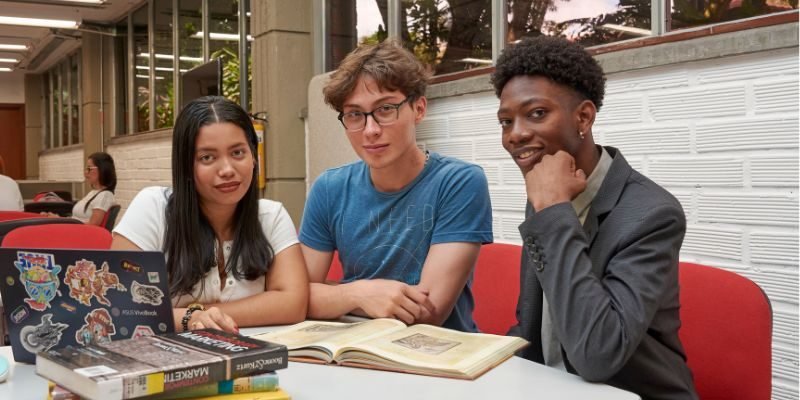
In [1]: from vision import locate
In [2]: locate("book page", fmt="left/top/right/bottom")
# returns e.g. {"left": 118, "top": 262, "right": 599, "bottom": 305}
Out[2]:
{"left": 253, "top": 319, "right": 407, "bottom": 358}
{"left": 336, "top": 324, "right": 527, "bottom": 375}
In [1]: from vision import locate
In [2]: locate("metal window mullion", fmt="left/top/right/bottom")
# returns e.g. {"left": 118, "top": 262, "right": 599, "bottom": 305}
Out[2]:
{"left": 652, "top": 0, "right": 666, "bottom": 36}
{"left": 238, "top": 0, "right": 247, "bottom": 109}
{"left": 127, "top": 12, "right": 135, "bottom": 134}
{"left": 48, "top": 71, "right": 54, "bottom": 148}
{"left": 67, "top": 57, "right": 72, "bottom": 146}
{"left": 57, "top": 64, "right": 63, "bottom": 148}
{"left": 173, "top": 0, "right": 179, "bottom": 122}
{"left": 77, "top": 52, "right": 82, "bottom": 144}
{"left": 202, "top": 0, "right": 209, "bottom": 62}
{"left": 148, "top": 0, "right": 155, "bottom": 131}
{"left": 387, "top": 0, "right": 401, "bottom": 39}
{"left": 491, "top": 0, "right": 507, "bottom": 63}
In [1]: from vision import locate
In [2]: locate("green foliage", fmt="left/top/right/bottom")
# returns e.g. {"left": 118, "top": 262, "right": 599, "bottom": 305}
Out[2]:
{"left": 211, "top": 46, "right": 252, "bottom": 110}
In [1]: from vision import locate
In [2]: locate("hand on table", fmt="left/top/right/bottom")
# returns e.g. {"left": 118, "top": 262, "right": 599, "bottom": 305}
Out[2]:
{"left": 187, "top": 306, "right": 238, "bottom": 333}
{"left": 351, "top": 279, "right": 435, "bottom": 325}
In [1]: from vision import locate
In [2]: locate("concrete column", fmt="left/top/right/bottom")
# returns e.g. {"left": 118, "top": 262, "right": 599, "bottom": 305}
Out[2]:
{"left": 251, "top": 0, "right": 313, "bottom": 227}
{"left": 23, "top": 74, "right": 42, "bottom": 179}
{"left": 79, "top": 33, "right": 114, "bottom": 190}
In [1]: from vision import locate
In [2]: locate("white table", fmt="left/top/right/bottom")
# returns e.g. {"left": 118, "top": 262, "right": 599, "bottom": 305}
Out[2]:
{"left": 0, "top": 326, "right": 640, "bottom": 400}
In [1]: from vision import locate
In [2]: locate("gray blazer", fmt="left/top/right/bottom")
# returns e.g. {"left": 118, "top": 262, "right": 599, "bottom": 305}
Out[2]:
{"left": 509, "top": 147, "right": 698, "bottom": 400}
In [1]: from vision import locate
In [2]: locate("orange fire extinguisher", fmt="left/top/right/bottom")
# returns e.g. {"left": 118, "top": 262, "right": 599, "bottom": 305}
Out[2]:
{"left": 251, "top": 112, "right": 268, "bottom": 190}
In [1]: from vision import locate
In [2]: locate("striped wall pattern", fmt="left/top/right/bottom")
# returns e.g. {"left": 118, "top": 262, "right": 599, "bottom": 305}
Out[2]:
{"left": 416, "top": 47, "right": 798, "bottom": 400}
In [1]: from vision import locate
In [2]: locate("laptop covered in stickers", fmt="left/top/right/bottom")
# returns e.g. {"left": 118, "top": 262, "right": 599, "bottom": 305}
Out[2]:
{"left": 0, "top": 248, "right": 175, "bottom": 363}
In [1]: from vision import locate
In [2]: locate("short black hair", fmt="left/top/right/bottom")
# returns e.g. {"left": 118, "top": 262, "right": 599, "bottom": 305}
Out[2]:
{"left": 491, "top": 36, "right": 606, "bottom": 111}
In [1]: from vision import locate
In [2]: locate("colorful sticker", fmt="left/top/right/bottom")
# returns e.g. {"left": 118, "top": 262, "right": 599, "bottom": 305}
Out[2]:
{"left": 10, "top": 305, "right": 30, "bottom": 324}
{"left": 130, "top": 281, "right": 164, "bottom": 306}
{"left": 59, "top": 302, "right": 77, "bottom": 313}
{"left": 64, "top": 260, "right": 127, "bottom": 306}
{"left": 147, "top": 272, "right": 160, "bottom": 283}
{"left": 14, "top": 251, "right": 62, "bottom": 311}
{"left": 75, "top": 308, "right": 116, "bottom": 346}
{"left": 19, "top": 313, "right": 69, "bottom": 354}
{"left": 132, "top": 325, "right": 155, "bottom": 339}
{"left": 5, "top": 276, "right": 13, "bottom": 285}
{"left": 121, "top": 260, "right": 142, "bottom": 273}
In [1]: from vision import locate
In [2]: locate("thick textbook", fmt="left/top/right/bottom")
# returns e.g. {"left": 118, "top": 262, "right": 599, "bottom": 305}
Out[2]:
{"left": 37, "top": 329, "right": 288, "bottom": 400}
{"left": 253, "top": 319, "right": 528, "bottom": 380}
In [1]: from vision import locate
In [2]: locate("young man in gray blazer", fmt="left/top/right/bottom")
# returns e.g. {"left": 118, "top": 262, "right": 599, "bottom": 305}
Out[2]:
{"left": 492, "top": 36, "right": 698, "bottom": 400}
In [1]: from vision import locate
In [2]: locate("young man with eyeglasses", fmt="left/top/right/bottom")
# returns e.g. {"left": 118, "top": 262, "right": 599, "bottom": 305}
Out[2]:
{"left": 299, "top": 39, "right": 493, "bottom": 332}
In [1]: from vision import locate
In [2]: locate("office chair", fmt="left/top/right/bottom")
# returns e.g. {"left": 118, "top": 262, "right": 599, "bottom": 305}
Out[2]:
{"left": 102, "top": 204, "right": 121, "bottom": 231}
{"left": 678, "top": 262, "right": 772, "bottom": 400}
{"left": 472, "top": 243, "right": 521, "bottom": 335}
{"left": 0, "top": 211, "right": 42, "bottom": 222}
{"left": 326, "top": 251, "right": 344, "bottom": 283}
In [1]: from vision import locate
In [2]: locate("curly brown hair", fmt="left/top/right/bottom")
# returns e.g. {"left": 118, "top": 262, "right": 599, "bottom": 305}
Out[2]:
{"left": 323, "top": 39, "right": 431, "bottom": 112}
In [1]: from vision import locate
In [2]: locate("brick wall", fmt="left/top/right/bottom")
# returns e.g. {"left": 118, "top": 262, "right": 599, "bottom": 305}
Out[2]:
{"left": 416, "top": 47, "right": 798, "bottom": 400}
{"left": 106, "top": 134, "right": 172, "bottom": 223}
{"left": 38, "top": 147, "right": 84, "bottom": 182}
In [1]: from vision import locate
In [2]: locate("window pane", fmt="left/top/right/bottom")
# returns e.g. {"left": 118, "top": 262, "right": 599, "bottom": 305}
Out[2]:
{"left": 208, "top": 0, "right": 242, "bottom": 105}
{"left": 325, "top": 0, "right": 353, "bottom": 72}
{"left": 132, "top": 5, "right": 150, "bottom": 132}
{"left": 507, "top": 0, "right": 652, "bottom": 48}
{"left": 115, "top": 17, "right": 129, "bottom": 135}
{"left": 178, "top": 0, "right": 203, "bottom": 111}
{"left": 70, "top": 54, "right": 80, "bottom": 144}
{"left": 245, "top": 0, "right": 252, "bottom": 111}
{"left": 401, "top": 0, "right": 492, "bottom": 75}
{"left": 670, "top": 0, "right": 796, "bottom": 31}
{"left": 153, "top": 0, "right": 174, "bottom": 128}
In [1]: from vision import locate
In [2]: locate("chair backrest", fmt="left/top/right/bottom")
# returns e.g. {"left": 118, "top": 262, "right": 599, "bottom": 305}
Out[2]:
{"left": 472, "top": 243, "right": 521, "bottom": 335}
{"left": 678, "top": 262, "right": 772, "bottom": 400}
{"left": 102, "top": 204, "right": 121, "bottom": 231}
{"left": 0, "top": 211, "right": 42, "bottom": 222}
{"left": 1, "top": 223, "right": 112, "bottom": 249}
{"left": 326, "top": 250, "right": 344, "bottom": 282}
{"left": 0, "top": 217, "right": 83, "bottom": 244}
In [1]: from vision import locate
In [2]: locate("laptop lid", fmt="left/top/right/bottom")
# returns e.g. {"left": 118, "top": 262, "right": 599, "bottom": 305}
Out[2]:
{"left": 0, "top": 248, "right": 175, "bottom": 363}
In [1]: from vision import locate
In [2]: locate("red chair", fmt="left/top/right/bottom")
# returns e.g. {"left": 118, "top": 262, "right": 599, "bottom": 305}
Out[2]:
{"left": 2, "top": 223, "right": 112, "bottom": 249}
{"left": 326, "top": 250, "right": 344, "bottom": 282}
{"left": 0, "top": 211, "right": 42, "bottom": 221}
{"left": 472, "top": 243, "right": 521, "bottom": 335}
{"left": 101, "top": 204, "right": 122, "bottom": 231}
{"left": 678, "top": 262, "right": 772, "bottom": 400}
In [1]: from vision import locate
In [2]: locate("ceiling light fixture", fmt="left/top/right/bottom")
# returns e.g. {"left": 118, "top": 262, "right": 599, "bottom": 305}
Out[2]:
{"left": 58, "top": 0, "right": 107, "bottom": 4}
{"left": 0, "top": 16, "right": 80, "bottom": 29}
{"left": 0, "top": 44, "right": 28, "bottom": 51}
{"left": 192, "top": 31, "right": 253, "bottom": 41}
{"left": 135, "top": 65, "right": 189, "bottom": 73}
{"left": 600, "top": 24, "right": 651, "bottom": 37}
{"left": 0, "top": 67, "right": 12, "bottom": 72}
{"left": 137, "top": 52, "right": 203, "bottom": 63}
{"left": 0, "top": 57, "right": 19, "bottom": 63}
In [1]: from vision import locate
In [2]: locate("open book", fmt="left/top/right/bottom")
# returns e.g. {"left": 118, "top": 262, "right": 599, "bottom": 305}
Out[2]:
{"left": 252, "top": 319, "right": 528, "bottom": 380}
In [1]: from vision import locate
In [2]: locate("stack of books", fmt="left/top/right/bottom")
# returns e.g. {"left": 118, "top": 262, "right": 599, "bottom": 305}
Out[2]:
{"left": 37, "top": 329, "right": 291, "bottom": 400}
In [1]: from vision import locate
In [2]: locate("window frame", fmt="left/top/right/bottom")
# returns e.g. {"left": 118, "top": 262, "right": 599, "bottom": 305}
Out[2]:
{"left": 313, "top": 0, "right": 797, "bottom": 79}
{"left": 41, "top": 52, "right": 82, "bottom": 149}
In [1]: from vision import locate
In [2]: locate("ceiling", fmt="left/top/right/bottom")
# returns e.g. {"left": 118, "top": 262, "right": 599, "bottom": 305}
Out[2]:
{"left": 0, "top": 0, "right": 145, "bottom": 74}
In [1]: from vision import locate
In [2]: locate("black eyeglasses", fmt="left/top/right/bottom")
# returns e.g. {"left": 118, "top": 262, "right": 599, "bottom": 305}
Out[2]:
{"left": 337, "top": 97, "right": 413, "bottom": 131}
{"left": 85, "top": 166, "right": 98, "bottom": 173}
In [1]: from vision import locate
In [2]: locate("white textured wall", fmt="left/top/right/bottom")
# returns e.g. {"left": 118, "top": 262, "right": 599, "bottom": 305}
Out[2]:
{"left": 414, "top": 47, "right": 798, "bottom": 400}
{"left": 106, "top": 135, "right": 172, "bottom": 223}
{"left": 39, "top": 148, "right": 84, "bottom": 181}
{"left": 0, "top": 71, "right": 25, "bottom": 104}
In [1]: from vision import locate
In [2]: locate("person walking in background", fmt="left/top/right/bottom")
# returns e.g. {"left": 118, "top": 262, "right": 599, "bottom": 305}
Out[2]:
{"left": 493, "top": 36, "right": 697, "bottom": 400}
{"left": 299, "top": 39, "right": 493, "bottom": 332}
{"left": 111, "top": 96, "right": 308, "bottom": 333}
{"left": 0, "top": 155, "right": 24, "bottom": 211}
{"left": 70, "top": 152, "right": 117, "bottom": 225}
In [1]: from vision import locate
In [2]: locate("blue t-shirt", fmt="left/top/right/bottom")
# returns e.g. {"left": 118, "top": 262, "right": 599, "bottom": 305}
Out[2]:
{"left": 299, "top": 152, "right": 493, "bottom": 332}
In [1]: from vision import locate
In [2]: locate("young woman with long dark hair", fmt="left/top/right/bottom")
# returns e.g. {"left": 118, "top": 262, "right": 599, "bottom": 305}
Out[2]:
{"left": 112, "top": 96, "right": 308, "bottom": 332}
